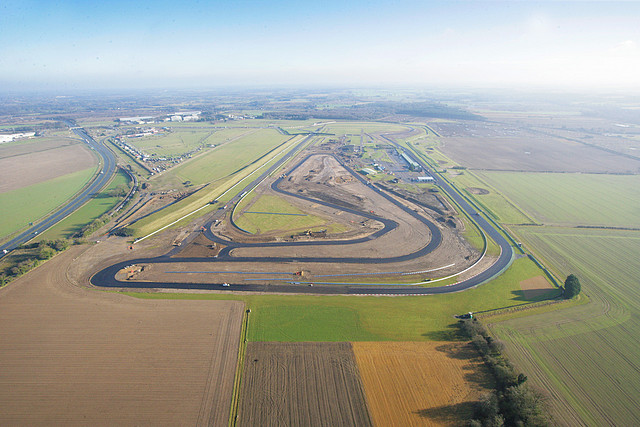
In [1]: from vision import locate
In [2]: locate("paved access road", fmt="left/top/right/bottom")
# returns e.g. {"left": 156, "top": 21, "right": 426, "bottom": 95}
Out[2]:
{"left": 0, "top": 125, "right": 116, "bottom": 257}
{"left": 91, "top": 135, "right": 514, "bottom": 295}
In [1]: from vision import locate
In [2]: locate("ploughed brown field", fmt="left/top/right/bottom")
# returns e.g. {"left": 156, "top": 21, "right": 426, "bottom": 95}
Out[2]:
{"left": 0, "top": 246, "right": 244, "bottom": 426}
{"left": 0, "top": 137, "right": 96, "bottom": 192}
{"left": 238, "top": 342, "right": 372, "bottom": 427}
{"left": 353, "top": 341, "right": 494, "bottom": 426}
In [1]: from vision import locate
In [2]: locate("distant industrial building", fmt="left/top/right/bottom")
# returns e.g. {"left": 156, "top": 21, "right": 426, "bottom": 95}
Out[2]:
{"left": 400, "top": 152, "right": 421, "bottom": 171}
{"left": 415, "top": 176, "right": 435, "bottom": 182}
{"left": 360, "top": 168, "right": 377, "bottom": 175}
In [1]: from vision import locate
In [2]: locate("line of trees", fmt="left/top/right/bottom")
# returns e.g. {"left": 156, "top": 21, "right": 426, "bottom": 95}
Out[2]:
{"left": 0, "top": 239, "right": 70, "bottom": 286}
{"left": 74, "top": 214, "right": 112, "bottom": 239}
{"left": 459, "top": 318, "right": 551, "bottom": 427}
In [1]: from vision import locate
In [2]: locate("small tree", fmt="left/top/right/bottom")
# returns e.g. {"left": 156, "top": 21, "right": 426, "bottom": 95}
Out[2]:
{"left": 564, "top": 274, "right": 581, "bottom": 299}
{"left": 38, "top": 245, "right": 56, "bottom": 260}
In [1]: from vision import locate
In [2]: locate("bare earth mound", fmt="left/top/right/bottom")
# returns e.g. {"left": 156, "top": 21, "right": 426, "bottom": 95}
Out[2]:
{"left": 0, "top": 247, "right": 244, "bottom": 426}
{"left": 467, "top": 187, "right": 490, "bottom": 195}
{"left": 352, "top": 341, "right": 493, "bottom": 427}
{"left": 238, "top": 342, "right": 372, "bottom": 427}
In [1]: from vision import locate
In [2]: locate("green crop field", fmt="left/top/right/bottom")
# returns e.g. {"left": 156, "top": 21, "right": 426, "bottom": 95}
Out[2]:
{"left": 0, "top": 167, "right": 97, "bottom": 240}
{"left": 234, "top": 194, "right": 328, "bottom": 234}
{"left": 37, "top": 170, "right": 131, "bottom": 240}
{"left": 126, "top": 129, "right": 216, "bottom": 157}
{"left": 489, "top": 227, "right": 640, "bottom": 426}
{"left": 163, "top": 128, "right": 290, "bottom": 186}
{"left": 324, "top": 122, "right": 410, "bottom": 135}
{"left": 124, "top": 257, "right": 551, "bottom": 342}
{"left": 449, "top": 172, "right": 534, "bottom": 224}
{"left": 127, "top": 127, "right": 256, "bottom": 158}
{"left": 477, "top": 172, "right": 640, "bottom": 227}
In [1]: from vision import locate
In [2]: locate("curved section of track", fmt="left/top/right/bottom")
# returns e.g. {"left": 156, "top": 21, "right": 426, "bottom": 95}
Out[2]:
{"left": 91, "top": 134, "right": 514, "bottom": 295}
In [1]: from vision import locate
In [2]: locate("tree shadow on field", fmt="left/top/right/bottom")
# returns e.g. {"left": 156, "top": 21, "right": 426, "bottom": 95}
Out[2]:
{"left": 511, "top": 289, "right": 561, "bottom": 303}
{"left": 511, "top": 289, "right": 528, "bottom": 301}
{"left": 434, "top": 342, "right": 495, "bottom": 389}
{"left": 415, "top": 401, "right": 477, "bottom": 424}
{"left": 434, "top": 342, "right": 476, "bottom": 360}
{"left": 91, "top": 193, "right": 113, "bottom": 199}
{"left": 421, "top": 322, "right": 462, "bottom": 341}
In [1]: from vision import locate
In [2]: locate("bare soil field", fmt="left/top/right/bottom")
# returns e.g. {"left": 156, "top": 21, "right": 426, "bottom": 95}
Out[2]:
{"left": 520, "top": 275, "right": 554, "bottom": 299}
{"left": 352, "top": 341, "right": 493, "bottom": 427}
{"left": 432, "top": 122, "right": 640, "bottom": 173}
{"left": 0, "top": 137, "right": 96, "bottom": 192}
{"left": 0, "top": 246, "right": 244, "bottom": 426}
{"left": 238, "top": 342, "right": 372, "bottom": 427}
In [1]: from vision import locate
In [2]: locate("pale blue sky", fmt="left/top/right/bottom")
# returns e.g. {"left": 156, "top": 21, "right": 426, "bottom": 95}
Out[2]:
{"left": 1, "top": 1, "right": 639, "bottom": 90}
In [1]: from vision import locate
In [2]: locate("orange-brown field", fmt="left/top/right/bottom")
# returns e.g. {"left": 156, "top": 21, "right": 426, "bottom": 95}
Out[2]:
{"left": 0, "top": 246, "right": 244, "bottom": 426}
{"left": 352, "top": 341, "right": 493, "bottom": 426}
{"left": 519, "top": 275, "right": 555, "bottom": 299}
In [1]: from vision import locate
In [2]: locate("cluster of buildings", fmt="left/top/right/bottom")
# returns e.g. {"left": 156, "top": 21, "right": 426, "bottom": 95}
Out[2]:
{"left": 118, "top": 111, "right": 202, "bottom": 125}
{"left": 123, "top": 127, "right": 164, "bottom": 139}
{"left": 112, "top": 137, "right": 150, "bottom": 162}
{"left": 0, "top": 132, "right": 36, "bottom": 143}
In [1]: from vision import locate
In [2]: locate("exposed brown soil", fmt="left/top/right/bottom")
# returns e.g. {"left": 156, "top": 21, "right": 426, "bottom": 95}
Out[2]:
{"left": 0, "top": 246, "right": 244, "bottom": 426}
{"left": 173, "top": 233, "right": 224, "bottom": 257}
{"left": 0, "top": 137, "right": 96, "bottom": 192}
{"left": 116, "top": 190, "right": 196, "bottom": 227}
{"left": 520, "top": 275, "right": 555, "bottom": 299}
{"left": 353, "top": 341, "right": 494, "bottom": 427}
{"left": 238, "top": 342, "right": 372, "bottom": 427}
{"left": 433, "top": 121, "right": 640, "bottom": 173}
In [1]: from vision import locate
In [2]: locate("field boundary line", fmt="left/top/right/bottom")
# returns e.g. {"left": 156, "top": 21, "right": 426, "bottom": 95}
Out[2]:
{"left": 229, "top": 308, "right": 250, "bottom": 427}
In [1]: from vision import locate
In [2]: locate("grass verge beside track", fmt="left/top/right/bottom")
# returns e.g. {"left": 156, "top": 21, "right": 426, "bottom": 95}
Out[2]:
{"left": 37, "top": 170, "right": 131, "bottom": 240}
{"left": 122, "top": 257, "right": 553, "bottom": 342}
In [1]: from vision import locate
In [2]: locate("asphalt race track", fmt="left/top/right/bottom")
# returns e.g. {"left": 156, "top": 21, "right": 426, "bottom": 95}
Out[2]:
{"left": 90, "top": 135, "right": 514, "bottom": 295}
{"left": 0, "top": 125, "right": 116, "bottom": 258}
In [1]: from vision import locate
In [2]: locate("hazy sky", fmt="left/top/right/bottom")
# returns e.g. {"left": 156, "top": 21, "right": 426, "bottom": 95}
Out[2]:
{"left": 1, "top": 1, "right": 639, "bottom": 90}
